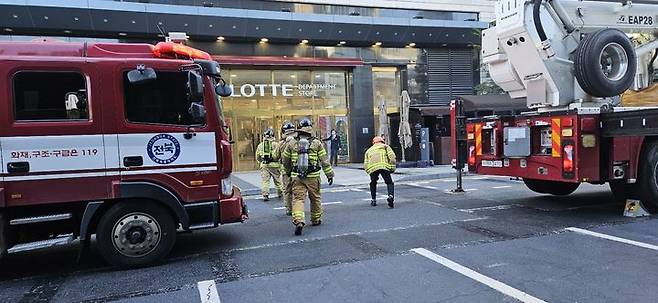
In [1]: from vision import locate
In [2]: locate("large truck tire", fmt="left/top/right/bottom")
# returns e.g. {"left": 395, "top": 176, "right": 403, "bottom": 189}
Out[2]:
{"left": 574, "top": 28, "right": 636, "bottom": 98}
{"left": 96, "top": 201, "right": 177, "bottom": 268}
{"left": 636, "top": 141, "right": 658, "bottom": 213}
{"left": 0, "top": 212, "right": 7, "bottom": 259}
{"left": 523, "top": 179, "right": 579, "bottom": 196}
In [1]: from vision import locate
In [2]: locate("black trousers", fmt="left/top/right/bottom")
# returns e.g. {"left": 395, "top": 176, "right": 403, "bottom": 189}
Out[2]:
{"left": 369, "top": 169, "right": 394, "bottom": 200}
{"left": 330, "top": 149, "right": 339, "bottom": 166}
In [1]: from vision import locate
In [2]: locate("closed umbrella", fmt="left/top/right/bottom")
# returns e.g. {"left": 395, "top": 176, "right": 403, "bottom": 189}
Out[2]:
{"left": 378, "top": 97, "right": 390, "bottom": 143}
{"left": 398, "top": 90, "right": 413, "bottom": 162}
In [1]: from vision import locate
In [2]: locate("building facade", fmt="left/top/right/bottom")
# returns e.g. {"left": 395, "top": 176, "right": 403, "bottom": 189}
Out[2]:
{"left": 0, "top": 0, "right": 492, "bottom": 170}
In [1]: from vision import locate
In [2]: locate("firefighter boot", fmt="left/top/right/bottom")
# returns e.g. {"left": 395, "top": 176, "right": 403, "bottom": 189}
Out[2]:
{"left": 387, "top": 183, "right": 394, "bottom": 208}
{"left": 369, "top": 182, "right": 377, "bottom": 207}
{"left": 371, "top": 199, "right": 377, "bottom": 207}
{"left": 294, "top": 222, "right": 304, "bottom": 236}
{"left": 312, "top": 220, "right": 322, "bottom": 226}
{"left": 263, "top": 194, "right": 269, "bottom": 201}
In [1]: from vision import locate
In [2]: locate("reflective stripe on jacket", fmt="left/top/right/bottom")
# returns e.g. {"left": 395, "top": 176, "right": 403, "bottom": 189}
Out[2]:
{"left": 364, "top": 143, "right": 396, "bottom": 174}
{"left": 256, "top": 139, "right": 281, "bottom": 168}
{"left": 282, "top": 137, "right": 334, "bottom": 179}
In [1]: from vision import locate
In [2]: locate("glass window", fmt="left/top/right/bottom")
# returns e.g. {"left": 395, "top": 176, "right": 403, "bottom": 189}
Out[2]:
{"left": 372, "top": 67, "right": 401, "bottom": 114}
{"left": 124, "top": 71, "right": 202, "bottom": 126}
{"left": 13, "top": 71, "right": 88, "bottom": 121}
{"left": 313, "top": 71, "right": 347, "bottom": 110}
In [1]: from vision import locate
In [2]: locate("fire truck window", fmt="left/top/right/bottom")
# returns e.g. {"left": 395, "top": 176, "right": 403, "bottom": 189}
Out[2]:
{"left": 124, "top": 71, "right": 202, "bottom": 126}
{"left": 13, "top": 72, "right": 88, "bottom": 121}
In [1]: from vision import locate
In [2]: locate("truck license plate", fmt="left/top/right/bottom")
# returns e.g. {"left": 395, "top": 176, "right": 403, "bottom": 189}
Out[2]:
{"left": 481, "top": 160, "right": 503, "bottom": 168}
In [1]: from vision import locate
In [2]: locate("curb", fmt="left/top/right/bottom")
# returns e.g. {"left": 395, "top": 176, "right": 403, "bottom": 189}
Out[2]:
{"left": 237, "top": 170, "right": 465, "bottom": 196}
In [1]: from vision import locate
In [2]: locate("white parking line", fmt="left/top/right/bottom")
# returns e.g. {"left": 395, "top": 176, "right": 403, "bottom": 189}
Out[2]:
{"left": 565, "top": 227, "right": 658, "bottom": 251}
{"left": 273, "top": 201, "right": 343, "bottom": 210}
{"left": 197, "top": 280, "right": 221, "bottom": 303}
{"left": 411, "top": 248, "right": 547, "bottom": 303}
{"left": 491, "top": 186, "right": 513, "bottom": 189}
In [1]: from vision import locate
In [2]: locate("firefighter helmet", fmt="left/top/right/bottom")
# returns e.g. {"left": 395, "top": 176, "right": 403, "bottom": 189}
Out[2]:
{"left": 297, "top": 118, "right": 313, "bottom": 134}
{"left": 263, "top": 128, "right": 275, "bottom": 138}
{"left": 281, "top": 121, "right": 295, "bottom": 134}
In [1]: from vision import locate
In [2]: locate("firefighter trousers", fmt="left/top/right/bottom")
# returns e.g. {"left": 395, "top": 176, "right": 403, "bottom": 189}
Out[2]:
{"left": 261, "top": 166, "right": 282, "bottom": 197}
{"left": 291, "top": 176, "right": 322, "bottom": 225}
{"left": 281, "top": 173, "right": 293, "bottom": 213}
{"left": 369, "top": 169, "right": 394, "bottom": 200}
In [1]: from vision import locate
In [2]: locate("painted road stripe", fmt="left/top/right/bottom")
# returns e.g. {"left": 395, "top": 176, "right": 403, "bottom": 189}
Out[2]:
{"left": 407, "top": 183, "right": 440, "bottom": 190}
{"left": 565, "top": 227, "right": 658, "bottom": 251}
{"left": 492, "top": 185, "right": 513, "bottom": 189}
{"left": 197, "top": 280, "right": 221, "bottom": 303}
{"left": 411, "top": 248, "right": 547, "bottom": 303}
{"left": 459, "top": 205, "right": 515, "bottom": 213}
{"left": 273, "top": 201, "right": 343, "bottom": 210}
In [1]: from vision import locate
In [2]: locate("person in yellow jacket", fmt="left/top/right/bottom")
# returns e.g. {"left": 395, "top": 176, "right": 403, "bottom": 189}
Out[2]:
{"left": 282, "top": 118, "right": 334, "bottom": 236}
{"left": 277, "top": 121, "right": 297, "bottom": 216}
{"left": 364, "top": 136, "right": 397, "bottom": 208}
{"left": 256, "top": 128, "right": 282, "bottom": 201}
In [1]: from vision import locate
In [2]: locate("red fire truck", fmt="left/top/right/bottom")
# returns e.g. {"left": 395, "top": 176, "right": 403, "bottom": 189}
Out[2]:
{"left": 0, "top": 39, "right": 247, "bottom": 267}
{"left": 453, "top": 0, "right": 658, "bottom": 212}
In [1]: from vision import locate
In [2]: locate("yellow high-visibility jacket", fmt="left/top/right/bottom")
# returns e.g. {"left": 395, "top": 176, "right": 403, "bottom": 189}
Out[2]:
{"left": 282, "top": 135, "right": 334, "bottom": 179}
{"left": 256, "top": 139, "right": 280, "bottom": 168}
{"left": 364, "top": 143, "right": 396, "bottom": 174}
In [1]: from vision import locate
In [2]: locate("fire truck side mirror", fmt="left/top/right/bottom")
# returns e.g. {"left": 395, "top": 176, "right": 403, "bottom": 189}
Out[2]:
{"left": 188, "top": 102, "right": 206, "bottom": 124}
{"left": 127, "top": 65, "right": 157, "bottom": 84}
{"left": 215, "top": 78, "right": 233, "bottom": 97}
{"left": 187, "top": 71, "right": 204, "bottom": 102}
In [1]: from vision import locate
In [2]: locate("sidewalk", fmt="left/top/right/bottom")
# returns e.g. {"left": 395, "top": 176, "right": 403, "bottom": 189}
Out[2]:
{"left": 232, "top": 164, "right": 460, "bottom": 196}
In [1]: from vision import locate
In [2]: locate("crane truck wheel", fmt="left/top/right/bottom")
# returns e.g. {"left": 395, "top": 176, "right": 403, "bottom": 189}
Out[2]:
{"left": 636, "top": 141, "right": 658, "bottom": 213}
{"left": 523, "top": 179, "right": 579, "bottom": 196}
{"left": 574, "top": 28, "right": 636, "bottom": 98}
{"left": 96, "top": 201, "right": 177, "bottom": 268}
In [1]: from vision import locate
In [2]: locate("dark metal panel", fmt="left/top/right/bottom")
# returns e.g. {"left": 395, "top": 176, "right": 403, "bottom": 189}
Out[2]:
{"left": 0, "top": 5, "right": 35, "bottom": 30}
{"left": 89, "top": 9, "right": 148, "bottom": 34}
{"left": 601, "top": 108, "right": 658, "bottom": 137}
{"left": 28, "top": 7, "right": 92, "bottom": 32}
{"left": 348, "top": 65, "right": 375, "bottom": 163}
{"left": 331, "top": 23, "right": 372, "bottom": 42}
{"left": 243, "top": 18, "right": 294, "bottom": 40}
{"left": 146, "top": 13, "right": 199, "bottom": 35}
{"left": 196, "top": 15, "right": 247, "bottom": 37}
{"left": 427, "top": 48, "right": 475, "bottom": 105}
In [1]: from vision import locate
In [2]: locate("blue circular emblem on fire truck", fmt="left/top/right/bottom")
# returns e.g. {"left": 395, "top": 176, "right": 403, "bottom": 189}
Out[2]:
{"left": 147, "top": 134, "right": 181, "bottom": 165}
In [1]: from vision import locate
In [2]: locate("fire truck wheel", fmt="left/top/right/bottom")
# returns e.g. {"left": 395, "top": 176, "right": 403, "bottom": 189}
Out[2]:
{"left": 96, "top": 201, "right": 177, "bottom": 268}
{"left": 523, "top": 179, "right": 579, "bottom": 196}
{"left": 574, "top": 28, "right": 636, "bottom": 98}
{"left": 636, "top": 141, "right": 658, "bottom": 213}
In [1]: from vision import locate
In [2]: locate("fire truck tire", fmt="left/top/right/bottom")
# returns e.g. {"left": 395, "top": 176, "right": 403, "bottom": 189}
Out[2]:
{"left": 96, "top": 201, "right": 176, "bottom": 268}
{"left": 523, "top": 179, "right": 579, "bottom": 196}
{"left": 636, "top": 141, "right": 658, "bottom": 213}
{"left": 574, "top": 28, "right": 636, "bottom": 98}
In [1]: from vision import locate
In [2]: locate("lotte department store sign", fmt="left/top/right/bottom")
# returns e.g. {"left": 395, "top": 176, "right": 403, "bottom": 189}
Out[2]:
{"left": 229, "top": 83, "right": 338, "bottom": 98}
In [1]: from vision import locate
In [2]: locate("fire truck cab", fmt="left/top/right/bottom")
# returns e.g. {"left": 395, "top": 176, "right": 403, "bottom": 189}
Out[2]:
{"left": 0, "top": 40, "right": 246, "bottom": 267}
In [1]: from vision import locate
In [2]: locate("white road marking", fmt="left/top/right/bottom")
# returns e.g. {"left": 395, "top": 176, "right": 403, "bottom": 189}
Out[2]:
{"left": 326, "top": 188, "right": 352, "bottom": 193}
{"left": 491, "top": 186, "right": 513, "bottom": 189}
{"left": 411, "top": 248, "right": 547, "bottom": 303}
{"left": 197, "top": 280, "right": 221, "bottom": 303}
{"left": 565, "top": 227, "right": 658, "bottom": 251}
{"left": 459, "top": 205, "right": 515, "bottom": 213}
{"left": 407, "top": 183, "right": 440, "bottom": 190}
{"left": 273, "top": 201, "right": 343, "bottom": 210}
{"left": 361, "top": 196, "right": 389, "bottom": 201}
{"left": 350, "top": 188, "right": 368, "bottom": 192}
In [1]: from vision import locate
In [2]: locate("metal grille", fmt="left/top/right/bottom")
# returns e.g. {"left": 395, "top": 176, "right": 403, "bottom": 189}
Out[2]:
{"left": 427, "top": 49, "right": 475, "bottom": 105}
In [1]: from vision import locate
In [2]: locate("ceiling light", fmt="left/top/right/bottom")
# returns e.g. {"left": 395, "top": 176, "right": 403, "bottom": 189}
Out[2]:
{"left": 4, "top": 28, "right": 13, "bottom": 32}
{"left": 373, "top": 42, "right": 382, "bottom": 47}
{"left": 408, "top": 42, "right": 416, "bottom": 47}
{"left": 260, "top": 37, "right": 269, "bottom": 43}
{"left": 231, "top": 74, "right": 237, "bottom": 77}
{"left": 300, "top": 39, "right": 309, "bottom": 44}
{"left": 339, "top": 41, "right": 346, "bottom": 45}
{"left": 63, "top": 30, "right": 72, "bottom": 34}
{"left": 290, "top": 75, "right": 297, "bottom": 78}
{"left": 217, "top": 36, "right": 225, "bottom": 41}
{"left": 118, "top": 32, "right": 127, "bottom": 36}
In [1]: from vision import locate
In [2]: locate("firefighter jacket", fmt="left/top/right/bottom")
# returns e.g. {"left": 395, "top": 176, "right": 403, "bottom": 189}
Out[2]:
{"left": 364, "top": 143, "right": 397, "bottom": 174}
{"left": 282, "top": 134, "right": 334, "bottom": 179}
{"left": 277, "top": 132, "right": 297, "bottom": 172}
{"left": 256, "top": 138, "right": 281, "bottom": 168}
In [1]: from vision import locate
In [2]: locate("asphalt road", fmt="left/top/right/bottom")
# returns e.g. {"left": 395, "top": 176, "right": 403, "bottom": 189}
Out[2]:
{"left": 2, "top": 175, "right": 658, "bottom": 303}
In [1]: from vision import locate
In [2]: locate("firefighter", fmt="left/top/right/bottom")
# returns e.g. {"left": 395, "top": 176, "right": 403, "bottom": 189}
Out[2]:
{"left": 282, "top": 118, "right": 334, "bottom": 236}
{"left": 256, "top": 128, "right": 282, "bottom": 201}
{"left": 277, "top": 121, "right": 297, "bottom": 216}
{"left": 364, "top": 136, "right": 397, "bottom": 208}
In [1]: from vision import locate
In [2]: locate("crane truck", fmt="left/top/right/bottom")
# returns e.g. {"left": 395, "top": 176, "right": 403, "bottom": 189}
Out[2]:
{"left": 453, "top": 0, "right": 658, "bottom": 211}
